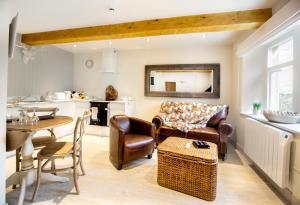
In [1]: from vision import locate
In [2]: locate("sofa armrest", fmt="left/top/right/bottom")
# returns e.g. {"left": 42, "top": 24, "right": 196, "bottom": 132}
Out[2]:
{"left": 152, "top": 115, "right": 163, "bottom": 129}
{"left": 218, "top": 120, "right": 233, "bottom": 140}
{"left": 129, "top": 117, "right": 155, "bottom": 138}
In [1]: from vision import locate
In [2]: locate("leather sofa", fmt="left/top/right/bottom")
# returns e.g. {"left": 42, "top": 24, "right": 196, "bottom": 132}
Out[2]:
{"left": 109, "top": 115, "right": 155, "bottom": 170}
{"left": 152, "top": 106, "right": 232, "bottom": 160}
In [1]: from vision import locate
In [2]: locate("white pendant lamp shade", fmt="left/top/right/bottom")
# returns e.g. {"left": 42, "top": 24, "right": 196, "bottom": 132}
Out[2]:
{"left": 101, "top": 48, "right": 117, "bottom": 73}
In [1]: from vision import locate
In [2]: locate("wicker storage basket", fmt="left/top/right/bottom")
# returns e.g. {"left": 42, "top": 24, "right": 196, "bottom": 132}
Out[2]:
{"left": 157, "top": 137, "right": 218, "bottom": 201}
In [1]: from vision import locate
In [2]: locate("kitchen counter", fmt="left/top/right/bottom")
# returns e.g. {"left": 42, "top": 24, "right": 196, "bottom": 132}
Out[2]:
{"left": 6, "top": 98, "right": 134, "bottom": 108}
{"left": 91, "top": 100, "right": 132, "bottom": 103}
{"left": 6, "top": 99, "right": 91, "bottom": 108}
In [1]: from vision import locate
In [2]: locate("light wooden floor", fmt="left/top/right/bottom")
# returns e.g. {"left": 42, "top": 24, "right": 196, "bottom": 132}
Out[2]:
{"left": 6, "top": 135, "right": 286, "bottom": 205}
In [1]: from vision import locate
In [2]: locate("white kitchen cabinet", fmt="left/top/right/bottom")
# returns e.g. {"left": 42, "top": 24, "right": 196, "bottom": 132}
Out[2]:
{"left": 109, "top": 102, "right": 125, "bottom": 118}
{"left": 74, "top": 101, "right": 90, "bottom": 119}
{"left": 6, "top": 99, "right": 135, "bottom": 138}
{"left": 87, "top": 100, "right": 135, "bottom": 137}
{"left": 109, "top": 100, "right": 135, "bottom": 119}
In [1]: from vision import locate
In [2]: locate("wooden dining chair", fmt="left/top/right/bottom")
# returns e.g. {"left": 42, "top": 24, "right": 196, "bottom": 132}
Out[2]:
{"left": 6, "top": 131, "right": 30, "bottom": 153}
{"left": 31, "top": 111, "right": 91, "bottom": 202}
{"left": 15, "top": 107, "right": 59, "bottom": 173}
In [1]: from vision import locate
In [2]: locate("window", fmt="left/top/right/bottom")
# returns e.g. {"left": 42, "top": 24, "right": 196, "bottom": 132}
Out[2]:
{"left": 267, "top": 38, "right": 293, "bottom": 111}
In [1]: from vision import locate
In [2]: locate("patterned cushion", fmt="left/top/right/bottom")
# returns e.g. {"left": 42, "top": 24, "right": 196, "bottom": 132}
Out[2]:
{"left": 159, "top": 101, "right": 226, "bottom": 132}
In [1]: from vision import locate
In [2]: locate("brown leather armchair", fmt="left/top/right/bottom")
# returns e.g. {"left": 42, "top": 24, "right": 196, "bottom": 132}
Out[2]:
{"left": 109, "top": 115, "right": 155, "bottom": 170}
{"left": 152, "top": 106, "right": 232, "bottom": 160}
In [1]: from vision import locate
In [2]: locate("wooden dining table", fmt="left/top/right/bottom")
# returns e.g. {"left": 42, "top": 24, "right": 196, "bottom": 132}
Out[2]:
{"left": 6, "top": 116, "right": 73, "bottom": 205}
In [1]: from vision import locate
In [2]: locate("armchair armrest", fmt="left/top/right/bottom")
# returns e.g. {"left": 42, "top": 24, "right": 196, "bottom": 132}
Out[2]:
{"left": 129, "top": 117, "right": 155, "bottom": 138}
{"left": 109, "top": 118, "right": 127, "bottom": 168}
{"left": 152, "top": 115, "right": 163, "bottom": 129}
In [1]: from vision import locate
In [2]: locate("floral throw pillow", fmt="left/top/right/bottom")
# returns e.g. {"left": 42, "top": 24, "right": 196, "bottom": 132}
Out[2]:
{"left": 159, "top": 101, "right": 226, "bottom": 132}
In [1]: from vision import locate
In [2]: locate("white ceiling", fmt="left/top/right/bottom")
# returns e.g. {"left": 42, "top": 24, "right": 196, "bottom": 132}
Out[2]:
{"left": 10, "top": 0, "right": 280, "bottom": 52}
{"left": 11, "top": 0, "right": 279, "bottom": 33}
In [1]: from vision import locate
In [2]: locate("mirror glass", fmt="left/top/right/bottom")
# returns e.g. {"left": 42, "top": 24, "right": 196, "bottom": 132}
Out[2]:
{"left": 145, "top": 64, "right": 220, "bottom": 98}
{"left": 149, "top": 70, "right": 213, "bottom": 93}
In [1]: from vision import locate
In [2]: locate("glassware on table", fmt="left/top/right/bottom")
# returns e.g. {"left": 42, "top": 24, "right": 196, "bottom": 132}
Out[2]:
{"left": 31, "top": 107, "right": 39, "bottom": 125}
{"left": 18, "top": 109, "right": 25, "bottom": 125}
{"left": 6, "top": 113, "right": 12, "bottom": 121}
{"left": 19, "top": 109, "right": 29, "bottom": 125}
{"left": 12, "top": 118, "right": 18, "bottom": 125}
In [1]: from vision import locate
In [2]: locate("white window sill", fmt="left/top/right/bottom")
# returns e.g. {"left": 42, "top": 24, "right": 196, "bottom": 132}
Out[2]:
{"left": 240, "top": 112, "right": 300, "bottom": 135}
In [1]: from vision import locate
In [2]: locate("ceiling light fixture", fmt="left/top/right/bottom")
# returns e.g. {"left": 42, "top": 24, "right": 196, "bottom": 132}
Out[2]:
{"left": 73, "top": 44, "right": 77, "bottom": 48}
{"left": 201, "top": 33, "right": 206, "bottom": 39}
{"left": 108, "top": 41, "right": 112, "bottom": 47}
{"left": 108, "top": 0, "right": 119, "bottom": 13}
{"left": 146, "top": 38, "right": 150, "bottom": 43}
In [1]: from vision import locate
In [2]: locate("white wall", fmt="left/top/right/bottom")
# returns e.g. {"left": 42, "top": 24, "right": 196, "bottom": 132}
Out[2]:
{"left": 242, "top": 47, "right": 268, "bottom": 112}
{"left": 234, "top": 13, "right": 300, "bottom": 149}
{"left": 73, "top": 52, "right": 118, "bottom": 98}
{"left": 0, "top": 0, "right": 9, "bottom": 203}
{"left": 74, "top": 46, "right": 233, "bottom": 121}
{"left": 294, "top": 26, "right": 300, "bottom": 113}
{"left": 8, "top": 46, "right": 74, "bottom": 97}
{"left": 241, "top": 23, "right": 300, "bottom": 137}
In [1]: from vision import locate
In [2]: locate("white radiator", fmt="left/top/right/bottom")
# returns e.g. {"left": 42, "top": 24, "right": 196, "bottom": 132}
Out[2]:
{"left": 244, "top": 118, "right": 293, "bottom": 188}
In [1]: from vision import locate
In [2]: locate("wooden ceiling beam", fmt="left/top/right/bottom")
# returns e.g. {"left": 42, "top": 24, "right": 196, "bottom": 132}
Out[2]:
{"left": 21, "top": 8, "right": 272, "bottom": 45}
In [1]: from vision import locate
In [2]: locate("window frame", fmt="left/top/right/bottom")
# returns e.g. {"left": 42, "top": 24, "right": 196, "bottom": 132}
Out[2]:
{"left": 267, "top": 37, "right": 294, "bottom": 68}
{"left": 267, "top": 37, "right": 294, "bottom": 111}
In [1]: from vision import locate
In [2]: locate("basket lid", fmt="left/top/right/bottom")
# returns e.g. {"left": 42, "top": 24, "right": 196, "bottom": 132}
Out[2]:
{"left": 158, "top": 137, "right": 218, "bottom": 164}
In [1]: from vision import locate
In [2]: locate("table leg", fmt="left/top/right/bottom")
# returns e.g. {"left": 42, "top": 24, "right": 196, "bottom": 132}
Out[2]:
{"left": 16, "top": 133, "right": 35, "bottom": 205}
{"left": 7, "top": 132, "right": 70, "bottom": 204}
{"left": 17, "top": 177, "right": 26, "bottom": 205}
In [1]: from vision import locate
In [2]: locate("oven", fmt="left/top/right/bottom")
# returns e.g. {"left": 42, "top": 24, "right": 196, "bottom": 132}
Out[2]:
{"left": 90, "top": 102, "right": 109, "bottom": 126}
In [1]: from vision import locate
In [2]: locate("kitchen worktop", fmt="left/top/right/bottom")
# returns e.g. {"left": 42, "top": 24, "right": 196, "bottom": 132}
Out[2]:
{"left": 6, "top": 99, "right": 89, "bottom": 108}
{"left": 6, "top": 98, "right": 134, "bottom": 108}
{"left": 91, "top": 99, "right": 133, "bottom": 103}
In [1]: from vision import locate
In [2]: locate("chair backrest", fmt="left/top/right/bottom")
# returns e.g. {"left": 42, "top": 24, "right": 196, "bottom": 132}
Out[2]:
{"left": 110, "top": 115, "right": 130, "bottom": 134}
{"left": 73, "top": 111, "right": 91, "bottom": 153}
{"left": 24, "top": 107, "right": 59, "bottom": 117}
{"left": 6, "top": 131, "right": 30, "bottom": 152}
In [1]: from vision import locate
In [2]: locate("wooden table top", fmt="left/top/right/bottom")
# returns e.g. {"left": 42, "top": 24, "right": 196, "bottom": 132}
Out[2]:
{"left": 7, "top": 116, "right": 73, "bottom": 132}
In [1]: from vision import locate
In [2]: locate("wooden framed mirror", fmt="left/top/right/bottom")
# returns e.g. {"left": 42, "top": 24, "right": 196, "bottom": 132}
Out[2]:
{"left": 144, "top": 64, "right": 220, "bottom": 98}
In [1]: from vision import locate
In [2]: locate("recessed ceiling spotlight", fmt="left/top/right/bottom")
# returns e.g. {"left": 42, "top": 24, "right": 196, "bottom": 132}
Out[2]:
{"left": 108, "top": 0, "right": 119, "bottom": 13}
{"left": 73, "top": 44, "right": 77, "bottom": 48}
{"left": 146, "top": 38, "right": 150, "bottom": 43}
{"left": 108, "top": 41, "right": 112, "bottom": 47}
{"left": 201, "top": 33, "right": 206, "bottom": 39}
